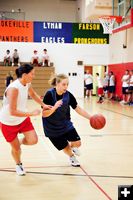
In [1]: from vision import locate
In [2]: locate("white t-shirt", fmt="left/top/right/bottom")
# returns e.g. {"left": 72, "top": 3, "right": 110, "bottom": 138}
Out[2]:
{"left": 84, "top": 74, "right": 93, "bottom": 85}
{"left": 0, "top": 79, "right": 30, "bottom": 125}
{"left": 109, "top": 75, "right": 115, "bottom": 86}
{"left": 42, "top": 53, "right": 49, "bottom": 60}
{"left": 103, "top": 75, "right": 109, "bottom": 86}
{"left": 122, "top": 75, "right": 130, "bottom": 87}
{"left": 32, "top": 54, "right": 38, "bottom": 59}
{"left": 130, "top": 75, "right": 133, "bottom": 86}
{"left": 97, "top": 77, "right": 103, "bottom": 88}
{"left": 5, "top": 53, "right": 11, "bottom": 59}
{"left": 13, "top": 52, "right": 19, "bottom": 59}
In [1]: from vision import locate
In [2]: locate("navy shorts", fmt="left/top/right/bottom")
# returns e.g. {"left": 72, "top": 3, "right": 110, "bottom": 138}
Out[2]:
{"left": 86, "top": 83, "right": 93, "bottom": 90}
{"left": 103, "top": 86, "right": 109, "bottom": 92}
{"left": 109, "top": 86, "right": 115, "bottom": 93}
{"left": 122, "top": 87, "right": 129, "bottom": 94}
{"left": 128, "top": 86, "right": 133, "bottom": 94}
{"left": 48, "top": 128, "right": 81, "bottom": 150}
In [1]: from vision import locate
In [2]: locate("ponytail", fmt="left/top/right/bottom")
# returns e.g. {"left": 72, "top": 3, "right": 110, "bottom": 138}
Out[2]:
{"left": 49, "top": 73, "right": 68, "bottom": 86}
{"left": 15, "top": 64, "right": 34, "bottom": 78}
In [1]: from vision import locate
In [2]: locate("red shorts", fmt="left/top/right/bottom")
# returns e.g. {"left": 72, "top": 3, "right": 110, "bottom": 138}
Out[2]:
{"left": 98, "top": 88, "right": 104, "bottom": 95}
{"left": 1, "top": 117, "right": 34, "bottom": 142}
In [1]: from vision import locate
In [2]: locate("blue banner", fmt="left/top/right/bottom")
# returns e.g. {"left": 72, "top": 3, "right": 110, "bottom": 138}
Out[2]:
{"left": 34, "top": 22, "right": 72, "bottom": 43}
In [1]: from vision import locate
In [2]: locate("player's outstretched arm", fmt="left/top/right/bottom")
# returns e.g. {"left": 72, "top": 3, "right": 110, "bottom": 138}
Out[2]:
{"left": 28, "top": 86, "right": 52, "bottom": 110}
{"left": 74, "top": 105, "right": 91, "bottom": 120}
{"left": 42, "top": 100, "right": 63, "bottom": 117}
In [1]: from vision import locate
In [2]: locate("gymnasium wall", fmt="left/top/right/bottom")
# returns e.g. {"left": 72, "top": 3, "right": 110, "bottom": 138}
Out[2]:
{"left": 0, "top": 0, "right": 110, "bottom": 99}
{"left": 0, "top": 0, "right": 77, "bottom": 22}
{"left": 109, "top": 27, "right": 133, "bottom": 64}
{"left": 0, "top": 42, "right": 109, "bottom": 98}
{"left": 109, "top": 27, "right": 133, "bottom": 98}
{"left": 76, "top": 0, "right": 85, "bottom": 22}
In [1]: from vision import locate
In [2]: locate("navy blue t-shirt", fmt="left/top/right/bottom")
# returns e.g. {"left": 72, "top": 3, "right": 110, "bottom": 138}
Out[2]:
{"left": 43, "top": 88, "right": 77, "bottom": 109}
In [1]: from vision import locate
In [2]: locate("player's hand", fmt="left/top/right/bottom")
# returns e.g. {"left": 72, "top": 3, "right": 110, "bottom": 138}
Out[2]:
{"left": 42, "top": 104, "right": 53, "bottom": 110}
{"left": 31, "top": 109, "right": 41, "bottom": 116}
{"left": 54, "top": 100, "right": 63, "bottom": 109}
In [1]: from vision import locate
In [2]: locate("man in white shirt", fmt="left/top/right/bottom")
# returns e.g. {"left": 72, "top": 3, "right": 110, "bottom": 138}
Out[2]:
{"left": 103, "top": 72, "right": 109, "bottom": 98}
{"left": 42, "top": 49, "right": 49, "bottom": 67}
{"left": 12, "top": 49, "right": 20, "bottom": 67}
{"left": 120, "top": 70, "right": 130, "bottom": 104}
{"left": 109, "top": 71, "right": 115, "bottom": 100}
{"left": 4, "top": 50, "right": 11, "bottom": 66}
{"left": 127, "top": 70, "right": 133, "bottom": 105}
{"left": 96, "top": 73, "right": 104, "bottom": 103}
{"left": 84, "top": 70, "right": 93, "bottom": 98}
{"left": 31, "top": 50, "right": 39, "bottom": 66}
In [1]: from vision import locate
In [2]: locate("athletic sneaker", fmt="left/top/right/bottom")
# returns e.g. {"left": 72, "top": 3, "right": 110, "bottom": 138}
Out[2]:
{"left": 120, "top": 100, "right": 126, "bottom": 104}
{"left": 123, "top": 101, "right": 131, "bottom": 105}
{"left": 16, "top": 163, "right": 26, "bottom": 176}
{"left": 97, "top": 100, "right": 104, "bottom": 104}
{"left": 72, "top": 147, "right": 80, "bottom": 156}
{"left": 70, "top": 155, "right": 80, "bottom": 167}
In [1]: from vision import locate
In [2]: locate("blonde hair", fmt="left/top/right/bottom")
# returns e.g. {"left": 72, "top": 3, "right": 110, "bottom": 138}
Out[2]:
{"left": 49, "top": 73, "right": 68, "bottom": 86}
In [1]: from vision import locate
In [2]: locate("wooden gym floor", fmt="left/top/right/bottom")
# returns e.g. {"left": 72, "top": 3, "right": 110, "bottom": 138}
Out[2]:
{"left": 0, "top": 97, "right": 133, "bottom": 200}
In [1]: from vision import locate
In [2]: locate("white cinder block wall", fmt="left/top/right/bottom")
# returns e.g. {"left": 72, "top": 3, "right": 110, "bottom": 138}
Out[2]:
{"left": 0, "top": 0, "right": 78, "bottom": 22}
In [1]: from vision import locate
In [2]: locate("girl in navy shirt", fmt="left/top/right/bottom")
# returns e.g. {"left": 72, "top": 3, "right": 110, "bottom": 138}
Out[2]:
{"left": 42, "top": 74, "right": 91, "bottom": 167}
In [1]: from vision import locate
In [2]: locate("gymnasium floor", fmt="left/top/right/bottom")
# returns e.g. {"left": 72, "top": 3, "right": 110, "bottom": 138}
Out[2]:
{"left": 0, "top": 97, "right": 133, "bottom": 200}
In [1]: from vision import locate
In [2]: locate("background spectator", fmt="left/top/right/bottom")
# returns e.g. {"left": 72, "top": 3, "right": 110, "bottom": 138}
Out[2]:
{"left": 5, "top": 71, "right": 14, "bottom": 87}
{"left": 31, "top": 50, "right": 39, "bottom": 66}
{"left": 12, "top": 49, "right": 20, "bottom": 66}
{"left": 103, "top": 72, "right": 109, "bottom": 99}
{"left": 109, "top": 71, "right": 115, "bottom": 100}
{"left": 84, "top": 70, "right": 93, "bottom": 98}
{"left": 4, "top": 50, "right": 11, "bottom": 66}
{"left": 96, "top": 73, "right": 104, "bottom": 103}
{"left": 127, "top": 70, "right": 133, "bottom": 105}
{"left": 42, "top": 49, "right": 49, "bottom": 67}
{"left": 120, "top": 70, "right": 130, "bottom": 104}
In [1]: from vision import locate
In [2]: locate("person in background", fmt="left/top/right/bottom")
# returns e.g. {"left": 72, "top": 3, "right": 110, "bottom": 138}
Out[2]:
{"left": 42, "top": 49, "right": 49, "bottom": 67}
{"left": 12, "top": 49, "right": 20, "bottom": 67}
{"left": 42, "top": 74, "right": 91, "bottom": 167}
{"left": 96, "top": 73, "right": 104, "bottom": 103}
{"left": 103, "top": 72, "right": 109, "bottom": 99}
{"left": 5, "top": 71, "right": 14, "bottom": 87}
{"left": 4, "top": 50, "right": 11, "bottom": 66}
{"left": 127, "top": 70, "right": 133, "bottom": 105}
{"left": 84, "top": 70, "right": 93, "bottom": 98}
{"left": 108, "top": 71, "right": 115, "bottom": 100}
{"left": 0, "top": 64, "right": 52, "bottom": 176}
{"left": 120, "top": 70, "right": 130, "bottom": 104}
{"left": 31, "top": 50, "right": 39, "bottom": 66}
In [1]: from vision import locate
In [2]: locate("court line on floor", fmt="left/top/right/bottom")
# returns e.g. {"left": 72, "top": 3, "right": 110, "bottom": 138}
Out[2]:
{"left": 80, "top": 166, "right": 112, "bottom": 200}
{"left": 102, "top": 108, "right": 133, "bottom": 118}
{"left": 1, "top": 168, "right": 133, "bottom": 179}
{"left": 89, "top": 134, "right": 133, "bottom": 137}
{"left": 1, "top": 165, "right": 69, "bottom": 170}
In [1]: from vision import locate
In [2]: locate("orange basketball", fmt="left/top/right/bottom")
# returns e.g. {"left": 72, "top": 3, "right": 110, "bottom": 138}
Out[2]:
{"left": 90, "top": 114, "right": 106, "bottom": 130}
